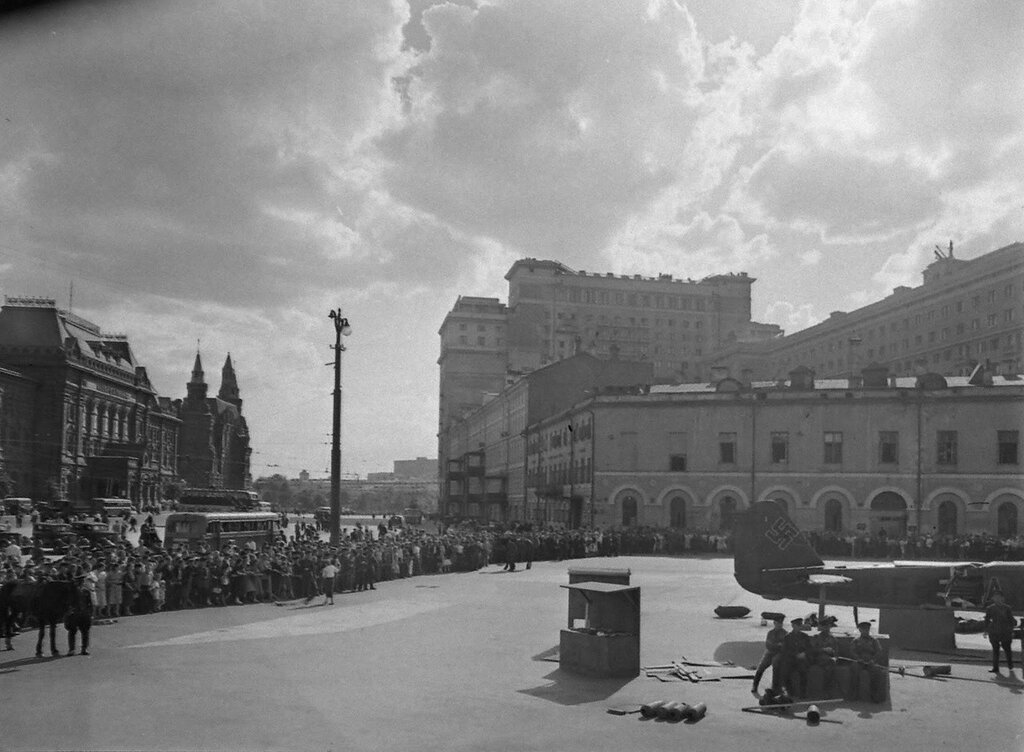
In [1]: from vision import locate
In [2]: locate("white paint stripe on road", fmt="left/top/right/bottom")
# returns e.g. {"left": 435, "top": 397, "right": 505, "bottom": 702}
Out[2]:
{"left": 124, "top": 598, "right": 451, "bottom": 648}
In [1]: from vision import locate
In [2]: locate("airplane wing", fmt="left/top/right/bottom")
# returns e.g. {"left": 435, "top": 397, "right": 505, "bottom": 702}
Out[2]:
{"left": 893, "top": 560, "right": 983, "bottom": 568}
{"left": 807, "top": 573, "right": 853, "bottom": 585}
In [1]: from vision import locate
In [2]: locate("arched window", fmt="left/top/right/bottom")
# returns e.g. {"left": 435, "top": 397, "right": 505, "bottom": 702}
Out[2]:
{"left": 997, "top": 502, "right": 1019, "bottom": 538}
{"left": 824, "top": 498, "right": 843, "bottom": 533}
{"left": 669, "top": 496, "right": 686, "bottom": 528}
{"left": 937, "top": 500, "right": 958, "bottom": 536}
{"left": 621, "top": 495, "right": 638, "bottom": 527}
{"left": 870, "top": 491, "right": 907, "bottom": 537}
{"left": 719, "top": 496, "right": 737, "bottom": 532}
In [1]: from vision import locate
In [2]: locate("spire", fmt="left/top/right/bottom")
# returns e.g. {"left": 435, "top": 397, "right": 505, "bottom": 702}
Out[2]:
{"left": 190, "top": 351, "right": 204, "bottom": 383}
{"left": 219, "top": 353, "right": 242, "bottom": 408}
{"left": 187, "top": 349, "right": 208, "bottom": 401}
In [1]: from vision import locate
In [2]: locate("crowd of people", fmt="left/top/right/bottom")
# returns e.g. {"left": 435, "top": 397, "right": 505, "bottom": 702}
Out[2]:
{"left": 2, "top": 510, "right": 1023, "bottom": 659}
{"left": 805, "top": 528, "right": 1024, "bottom": 562}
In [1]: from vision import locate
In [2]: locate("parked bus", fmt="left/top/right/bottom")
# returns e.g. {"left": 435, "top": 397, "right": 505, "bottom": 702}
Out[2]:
{"left": 163, "top": 511, "right": 278, "bottom": 551}
{"left": 90, "top": 498, "right": 135, "bottom": 518}
{"left": 402, "top": 507, "right": 424, "bottom": 526}
{"left": 177, "top": 488, "right": 262, "bottom": 513}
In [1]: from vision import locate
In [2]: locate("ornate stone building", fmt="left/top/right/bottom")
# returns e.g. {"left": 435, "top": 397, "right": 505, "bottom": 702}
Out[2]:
{"left": 178, "top": 352, "right": 251, "bottom": 489}
{"left": 0, "top": 297, "right": 181, "bottom": 504}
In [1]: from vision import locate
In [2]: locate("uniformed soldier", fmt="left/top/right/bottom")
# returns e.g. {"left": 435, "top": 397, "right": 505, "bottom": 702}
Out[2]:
{"left": 810, "top": 617, "right": 840, "bottom": 690}
{"left": 65, "top": 574, "right": 93, "bottom": 656}
{"left": 851, "top": 621, "right": 886, "bottom": 702}
{"left": 752, "top": 614, "right": 786, "bottom": 695}
{"left": 772, "top": 617, "right": 811, "bottom": 697}
{"left": 983, "top": 591, "right": 1017, "bottom": 673}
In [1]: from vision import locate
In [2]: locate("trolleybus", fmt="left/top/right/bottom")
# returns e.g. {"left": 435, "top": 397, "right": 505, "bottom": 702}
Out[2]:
{"left": 163, "top": 511, "right": 278, "bottom": 551}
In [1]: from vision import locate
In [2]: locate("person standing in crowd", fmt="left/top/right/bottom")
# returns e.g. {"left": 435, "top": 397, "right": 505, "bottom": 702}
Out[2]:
{"left": 321, "top": 558, "right": 338, "bottom": 605}
{"left": 106, "top": 562, "right": 124, "bottom": 617}
{"left": 851, "top": 621, "right": 886, "bottom": 703}
{"left": 136, "top": 561, "right": 154, "bottom": 614}
{"left": 983, "top": 591, "right": 1017, "bottom": 673}
{"left": 92, "top": 562, "right": 107, "bottom": 619}
{"left": 1, "top": 568, "right": 17, "bottom": 650}
{"left": 752, "top": 614, "right": 786, "bottom": 695}
{"left": 65, "top": 572, "right": 93, "bottom": 656}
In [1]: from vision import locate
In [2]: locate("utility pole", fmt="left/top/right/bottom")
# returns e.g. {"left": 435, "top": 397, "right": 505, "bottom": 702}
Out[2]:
{"left": 328, "top": 309, "right": 352, "bottom": 545}
{"left": 568, "top": 421, "right": 575, "bottom": 528}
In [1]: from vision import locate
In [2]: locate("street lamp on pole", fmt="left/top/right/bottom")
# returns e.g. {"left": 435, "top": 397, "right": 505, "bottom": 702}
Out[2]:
{"left": 328, "top": 309, "right": 352, "bottom": 546}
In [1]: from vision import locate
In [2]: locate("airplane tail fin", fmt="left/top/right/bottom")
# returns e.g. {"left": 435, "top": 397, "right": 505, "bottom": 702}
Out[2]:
{"left": 734, "top": 500, "right": 824, "bottom": 591}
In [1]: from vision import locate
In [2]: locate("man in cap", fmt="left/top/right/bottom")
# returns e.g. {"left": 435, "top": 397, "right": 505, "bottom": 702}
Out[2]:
{"left": 810, "top": 616, "right": 840, "bottom": 691}
{"left": 65, "top": 572, "right": 93, "bottom": 656}
{"left": 851, "top": 621, "right": 885, "bottom": 702}
{"left": 772, "top": 617, "right": 811, "bottom": 697}
{"left": 982, "top": 591, "right": 1017, "bottom": 673}
{"left": 752, "top": 614, "right": 786, "bottom": 695}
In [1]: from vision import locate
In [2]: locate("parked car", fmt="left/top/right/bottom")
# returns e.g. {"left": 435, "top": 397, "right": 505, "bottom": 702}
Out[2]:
{"left": 31, "top": 521, "right": 76, "bottom": 557}
{"left": 69, "top": 521, "right": 121, "bottom": 550}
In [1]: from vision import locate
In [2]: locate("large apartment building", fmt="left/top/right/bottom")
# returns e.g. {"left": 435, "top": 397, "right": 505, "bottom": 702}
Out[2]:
{"left": 712, "top": 242, "right": 1024, "bottom": 381}
{"left": 438, "top": 259, "right": 776, "bottom": 442}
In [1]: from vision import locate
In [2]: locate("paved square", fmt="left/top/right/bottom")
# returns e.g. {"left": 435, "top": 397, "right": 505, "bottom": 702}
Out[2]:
{"left": 1, "top": 555, "right": 1021, "bottom": 752}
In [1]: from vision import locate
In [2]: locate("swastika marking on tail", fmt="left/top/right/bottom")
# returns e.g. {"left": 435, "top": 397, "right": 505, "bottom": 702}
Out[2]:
{"left": 764, "top": 516, "right": 801, "bottom": 551}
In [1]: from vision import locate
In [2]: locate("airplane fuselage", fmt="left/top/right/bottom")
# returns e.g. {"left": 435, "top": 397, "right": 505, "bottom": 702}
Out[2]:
{"left": 750, "top": 561, "right": 1024, "bottom": 612}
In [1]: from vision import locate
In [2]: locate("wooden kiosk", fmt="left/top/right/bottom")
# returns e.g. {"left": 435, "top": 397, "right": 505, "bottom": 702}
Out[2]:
{"left": 558, "top": 581, "right": 641, "bottom": 678}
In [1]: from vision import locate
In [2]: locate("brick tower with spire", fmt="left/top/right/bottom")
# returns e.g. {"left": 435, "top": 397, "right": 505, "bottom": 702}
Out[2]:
{"left": 178, "top": 350, "right": 251, "bottom": 489}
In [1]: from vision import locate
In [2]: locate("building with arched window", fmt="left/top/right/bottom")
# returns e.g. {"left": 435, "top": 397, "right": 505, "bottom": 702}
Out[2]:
{"left": 527, "top": 365, "right": 1023, "bottom": 535}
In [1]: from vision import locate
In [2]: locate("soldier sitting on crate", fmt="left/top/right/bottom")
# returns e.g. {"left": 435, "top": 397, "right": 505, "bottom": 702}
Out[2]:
{"left": 752, "top": 614, "right": 786, "bottom": 695}
{"left": 851, "top": 621, "right": 886, "bottom": 703}
{"left": 771, "top": 618, "right": 811, "bottom": 698}
{"left": 810, "top": 616, "right": 840, "bottom": 691}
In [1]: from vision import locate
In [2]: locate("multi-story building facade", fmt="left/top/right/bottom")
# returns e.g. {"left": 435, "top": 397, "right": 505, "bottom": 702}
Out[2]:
{"left": 442, "top": 354, "right": 653, "bottom": 523}
{"left": 503, "top": 259, "right": 768, "bottom": 381}
{"left": 178, "top": 352, "right": 251, "bottom": 490}
{"left": 712, "top": 242, "right": 1024, "bottom": 381}
{"left": 529, "top": 365, "right": 1024, "bottom": 537}
{"left": 0, "top": 365, "right": 37, "bottom": 497}
{"left": 0, "top": 297, "right": 181, "bottom": 504}
{"left": 393, "top": 457, "right": 437, "bottom": 480}
{"left": 437, "top": 259, "right": 778, "bottom": 504}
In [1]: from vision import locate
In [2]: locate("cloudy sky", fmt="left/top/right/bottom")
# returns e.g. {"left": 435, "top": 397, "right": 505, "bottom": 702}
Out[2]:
{"left": 1, "top": 0, "right": 1022, "bottom": 480}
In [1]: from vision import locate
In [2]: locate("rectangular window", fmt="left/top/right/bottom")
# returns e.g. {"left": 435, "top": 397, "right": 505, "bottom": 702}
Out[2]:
{"left": 879, "top": 431, "right": 899, "bottom": 464}
{"left": 937, "top": 431, "right": 958, "bottom": 465}
{"left": 823, "top": 432, "right": 843, "bottom": 464}
{"left": 669, "top": 454, "right": 687, "bottom": 471}
{"left": 719, "top": 432, "right": 737, "bottom": 464}
{"left": 770, "top": 432, "right": 788, "bottom": 464}
{"left": 998, "top": 431, "right": 1019, "bottom": 465}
